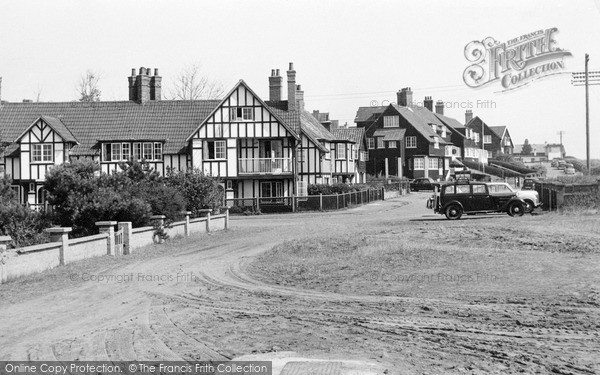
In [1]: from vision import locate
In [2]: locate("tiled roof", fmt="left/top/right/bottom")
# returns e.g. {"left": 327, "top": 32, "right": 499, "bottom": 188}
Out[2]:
{"left": 434, "top": 113, "right": 465, "bottom": 136}
{"left": 32, "top": 116, "right": 79, "bottom": 143}
{"left": 373, "top": 128, "right": 406, "bottom": 141}
{"left": 0, "top": 100, "right": 220, "bottom": 155}
{"left": 390, "top": 105, "right": 450, "bottom": 145}
{"left": 332, "top": 127, "right": 365, "bottom": 144}
{"left": 266, "top": 101, "right": 333, "bottom": 152}
{"left": 489, "top": 126, "right": 506, "bottom": 138}
{"left": 354, "top": 106, "right": 386, "bottom": 123}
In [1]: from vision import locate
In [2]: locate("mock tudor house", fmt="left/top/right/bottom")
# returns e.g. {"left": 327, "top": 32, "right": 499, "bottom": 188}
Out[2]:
{"left": 0, "top": 64, "right": 360, "bottom": 209}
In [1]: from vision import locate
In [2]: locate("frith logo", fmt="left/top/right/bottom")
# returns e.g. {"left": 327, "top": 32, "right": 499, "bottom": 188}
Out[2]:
{"left": 463, "top": 27, "right": 572, "bottom": 91}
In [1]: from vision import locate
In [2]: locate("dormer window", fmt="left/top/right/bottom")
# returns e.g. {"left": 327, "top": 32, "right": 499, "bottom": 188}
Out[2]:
{"left": 32, "top": 144, "right": 53, "bottom": 163}
{"left": 383, "top": 115, "right": 399, "bottom": 127}
{"left": 230, "top": 107, "right": 254, "bottom": 121}
{"left": 103, "top": 142, "right": 162, "bottom": 162}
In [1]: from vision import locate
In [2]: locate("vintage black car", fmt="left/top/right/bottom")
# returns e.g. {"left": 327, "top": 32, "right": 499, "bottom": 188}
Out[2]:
{"left": 410, "top": 177, "right": 442, "bottom": 191}
{"left": 427, "top": 180, "right": 526, "bottom": 220}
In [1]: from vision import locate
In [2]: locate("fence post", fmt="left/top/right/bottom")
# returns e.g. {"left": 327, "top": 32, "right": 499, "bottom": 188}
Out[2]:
{"left": 182, "top": 211, "right": 191, "bottom": 237}
{"left": 118, "top": 222, "right": 132, "bottom": 255}
{"left": 220, "top": 207, "right": 230, "bottom": 230}
{"left": 0, "top": 236, "right": 12, "bottom": 251}
{"left": 256, "top": 197, "right": 260, "bottom": 212}
{"left": 292, "top": 195, "right": 296, "bottom": 213}
{"left": 336, "top": 193, "right": 339, "bottom": 209}
{"left": 96, "top": 221, "right": 116, "bottom": 255}
{"left": 45, "top": 227, "right": 72, "bottom": 265}
{"left": 320, "top": 193, "right": 323, "bottom": 211}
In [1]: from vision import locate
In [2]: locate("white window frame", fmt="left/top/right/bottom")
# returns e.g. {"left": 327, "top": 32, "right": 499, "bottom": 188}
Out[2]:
{"left": 388, "top": 141, "right": 397, "bottom": 149}
{"left": 205, "top": 140, "right": 227, "bottom": 160}
{"left": 111, "top": 143, "right": 122, "bottom": 162}
{"left": 143, "top": 143, "right": 154, "bottom": 160}
{"left": 405, "top": 136, "right": 417, "bottom": 148}
{"left": 484, "top": 135, "right": 492, "bottom": 144}
{"left": 429, "top": 158, "right": 438, "bottom": 169}
{"left": 352, "top": 145, "right": 358, "bottom": 160}
{"left": 367, "top": 138, "right": 375, "bottom": 149}
{"left": 154, "top": 142, "right": 163, "bottom": 160}
{"left": 336, "top": 143, "right": 346, "bottom": 160}
{"left": 32, "top": 144, "right": 53, "bottom": 163}
{"left": 383, "top": 115, "right": 399, "bottom": 128}
{"left": 413, "top": 157, "right": 425, "bottom": 170}
{"left": 442, "top": 127, "right": 447, "bottom": 138}
{"left": 434, "top": 137, "right": 439, "bottom": 149}
{"left": 230, "top": 107, "right": 254, "bottom": 121}
{"left": 377, "top": 138, "right": 384, "bottom": 149}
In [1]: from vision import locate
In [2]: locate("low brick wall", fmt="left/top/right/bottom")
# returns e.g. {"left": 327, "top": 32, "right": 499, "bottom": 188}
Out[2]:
{"left": 130, "top": 226, "right": 155, "bottom": 251}
{"left": 66, "top": 233, "right": 109, "bottom": 263}
{"left": 1, "top": 243, "right": 62, "bottom": 283}
{"left": 0, "top": 209, "right": 230, "bottom": 284}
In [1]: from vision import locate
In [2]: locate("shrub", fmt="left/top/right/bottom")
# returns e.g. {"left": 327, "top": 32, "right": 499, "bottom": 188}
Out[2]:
{"left": 0, "top": 176, "right": 52, "bottom": 248}
{"left": 45, "top": 160, "right": 186, "bottom": 236}
{"left": 165, "top": 168, "right": 224, "bottom": 216}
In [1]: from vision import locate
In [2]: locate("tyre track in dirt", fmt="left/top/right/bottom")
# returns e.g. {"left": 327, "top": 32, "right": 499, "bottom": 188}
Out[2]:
{"left": 1, "top": 195, "right": 598, "bottom": 374}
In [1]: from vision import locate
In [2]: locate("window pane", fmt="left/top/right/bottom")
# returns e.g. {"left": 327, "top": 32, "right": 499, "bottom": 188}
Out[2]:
{"left": 154, "top": 143, "right": 162, "bottom": 160}
{"left": 444, "top": 185, "right": 456, "bottom": 194}
{"left": 143, "top": 143, "right": 153, "bottom": 160}
{"left": 112, "top": 143, "right": 122, "bottom": 161}
{"left": 456, "top": 185, "right": 470, "bottom": 194}
{"left": 133, "top": 143, "right": 141, "bottom": 161}
{"left": 242, "top": 107, "right": 253, "bottom": 120}
{"left": 215, "top": 140, "right": 226, "bottom": 159}
{"left": 377, "top": 138, "right": 384, "bottom": 149}
{"left": 473, "top": 185, "right": 487, "bottom": 194}
{"left": 122, "top": 144, "right": 131, "bottom": 161}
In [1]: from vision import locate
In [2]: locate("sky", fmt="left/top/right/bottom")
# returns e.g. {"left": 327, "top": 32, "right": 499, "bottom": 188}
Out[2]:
{"left": 1, "top": 0, "right": 600, "bottom": 159}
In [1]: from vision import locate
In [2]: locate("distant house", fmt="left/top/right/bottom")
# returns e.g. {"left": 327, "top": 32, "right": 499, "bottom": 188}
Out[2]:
{"left": 514, "top": 142, "right": 565, "bottom": 162}
{"left": 355, "top": 89, "right": 451, "bottom": 180}
{"left": 0, "top": 64, "right": 361, "bottom": 209}
{"left": 464, "top": 114, "right": 513, "bottom": 158}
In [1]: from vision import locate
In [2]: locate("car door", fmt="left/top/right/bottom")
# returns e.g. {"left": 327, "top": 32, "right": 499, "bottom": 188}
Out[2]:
{"left": 468, "top": 184, "right": 495, "bottom": 211}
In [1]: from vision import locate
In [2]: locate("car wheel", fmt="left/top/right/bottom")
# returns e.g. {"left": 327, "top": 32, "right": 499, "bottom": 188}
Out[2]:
{"left": 523, "top": 199, "right": 534, "bottom": 213}
{"left": 508, "top": 202, "right": 525, "bottom": 217}
{"left": 445, "top": 204, "right": 462, "bottom": 220}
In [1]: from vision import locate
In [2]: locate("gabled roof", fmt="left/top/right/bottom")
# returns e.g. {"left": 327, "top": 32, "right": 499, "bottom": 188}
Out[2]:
{"left": 0, "top": 100, "right": 220, "bottom": 156}
{"left": 186, "top": 80, "right": 300, "bottom": 142}
{"left": 388, "top": 105, "right": 450, "bottom": 145}
{"left": 354, "top": 106, "right": 386, "bottom": 123}
{"left": 434, "top": 113, "right": 465, "bottom": 138}
{"left": 299, "top": 110, "right": 333, "bottom": 152}
{"left": 489, "top": 125, "right": 507, "bottom": 138}
{"left": 13, "top": 115, "right": 79, "bottom": 144}
{"left": 265, "top": 100, "right": 333, "bottom": 153}
{"left": 333, "top": 127, "right": 365, "bottom": 144}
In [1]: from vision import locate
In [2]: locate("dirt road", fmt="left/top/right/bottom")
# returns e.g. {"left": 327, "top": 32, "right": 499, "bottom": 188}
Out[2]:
{"left": 0, "top": 194, "right": 598, "bottom": 374}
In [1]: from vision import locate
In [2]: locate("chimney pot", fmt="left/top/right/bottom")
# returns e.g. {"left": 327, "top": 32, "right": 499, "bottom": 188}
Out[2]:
{"left": 287, "top": 63, "right": 297, "bottom": 110}
{"left": 154, "top": 68, "right": 159, "bottom": 76}
{"left": 131, "top": 68, "right": 136, "bottom": 76}
{"left": 139, "top": 67, "right": 144, "bottom": 75}
{"left": 276, "top": 69, "right": 280, "bottom": 76}
{"left": 289, "top": 62, "right": 294, "bottom": 71}
{"left": 271, "top": 69, "right": 275, "bottom": 76}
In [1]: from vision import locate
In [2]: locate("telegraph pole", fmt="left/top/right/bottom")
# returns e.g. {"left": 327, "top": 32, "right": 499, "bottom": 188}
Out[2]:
{"left": 571, "top": 55, "right": 600, "bottom": 175}
{"left": 585, "top": 54, "right": 590, "bottom": 174}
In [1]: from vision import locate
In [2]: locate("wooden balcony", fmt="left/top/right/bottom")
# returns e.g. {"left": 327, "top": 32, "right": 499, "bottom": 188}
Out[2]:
{"left": 238, "top": 158, "right": 293, "bottom": 175}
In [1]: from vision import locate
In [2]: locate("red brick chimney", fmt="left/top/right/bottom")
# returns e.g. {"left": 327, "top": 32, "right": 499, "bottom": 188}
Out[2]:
{"left": 295, "top": 84, "right": 304, "bottom": 110}
{"left": 269, "top": 69, "right": 282, "bottom": 101}
{"left": 465, "top": 109, "right": 473, "bottom": 125}
{"left": 150, "top": 68, "right": 161, "bottom": 101}
{"left": 423, "top": 96, "right": 433, "bottom": 111}
{"left": 287, "top": 62, "right": 296, "bottom": 111}
{"left": 128, "top": 67, "right": 153, "bottom": 103}
{"left": 397, "top": 87, "right": 413, "bottom": 107}
{"left": 435, "top": 100, "right": 444, "bottom": 115}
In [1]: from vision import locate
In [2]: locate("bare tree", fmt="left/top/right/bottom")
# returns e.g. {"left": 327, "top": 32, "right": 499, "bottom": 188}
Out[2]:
{"left": 78, "top": 70, "right": 101, "bottom": 102}
{"left": 170, "top": 63, "right": 224, "bottom": 100}
{"left": 34, "top": 83, "right": 43, "bottom": 102}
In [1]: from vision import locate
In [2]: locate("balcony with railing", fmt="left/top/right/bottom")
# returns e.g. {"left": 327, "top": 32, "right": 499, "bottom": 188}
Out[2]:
{"left": 238, "top": 158, "right": 293, "bottom": 175}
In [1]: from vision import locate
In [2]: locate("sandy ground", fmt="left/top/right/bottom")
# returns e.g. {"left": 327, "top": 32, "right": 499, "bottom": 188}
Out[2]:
{"left": 0, "top": 194, "right": 598, "bottom": 374}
